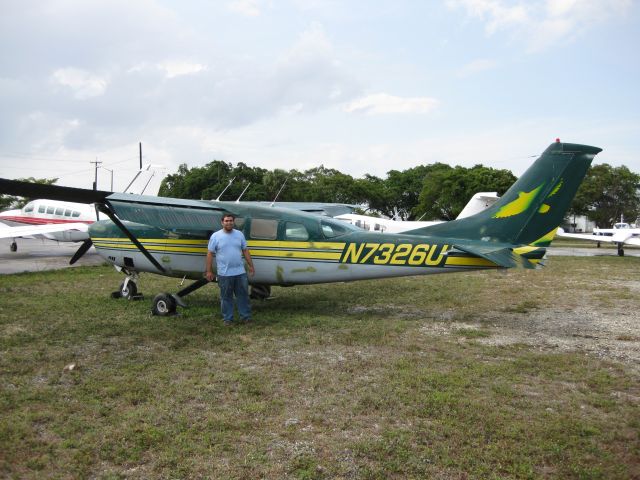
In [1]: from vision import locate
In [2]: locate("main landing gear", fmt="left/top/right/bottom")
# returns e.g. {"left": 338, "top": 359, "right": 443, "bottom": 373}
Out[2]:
{"left": 617, "top": 243, "right": 625, "bottom": 257}
{"left": 111, "top": 268, "right": 273, "bottom": 316}
{"left": 111, "top": 269, "right": 211, "bottom": 316}
{"left": 10, "top": 241, "right": 17, "bottom": 252}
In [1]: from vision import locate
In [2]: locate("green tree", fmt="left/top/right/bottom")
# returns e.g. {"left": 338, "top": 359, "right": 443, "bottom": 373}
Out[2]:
{"left": 159, "top": 161, "right": 234, "bottom": 199}
{"left": 415, "top": 165, "right": 516, "bottom": 220}
{"left": 384, "top": 165, "right": 437, "bottom": 220}
{"left": 570, "top": 164, "right": 640, "bottom": 227}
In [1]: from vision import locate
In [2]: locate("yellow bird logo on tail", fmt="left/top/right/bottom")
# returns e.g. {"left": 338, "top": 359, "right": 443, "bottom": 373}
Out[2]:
{"left": 493, "top": 184, "right": 544, "bottom": 218}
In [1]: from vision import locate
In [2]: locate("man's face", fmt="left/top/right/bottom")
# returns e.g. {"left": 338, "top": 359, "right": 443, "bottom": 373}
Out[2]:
{"left": 221, "top": 216, "right": 235, "bottom": 231}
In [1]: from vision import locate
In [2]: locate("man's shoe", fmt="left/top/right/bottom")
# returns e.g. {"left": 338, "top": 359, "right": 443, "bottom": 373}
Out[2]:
{"left": 223, "top": 320, "right": 233, "bottom": 326}
{"left": 241, "top": 318, "right": 252, "bottom": 324}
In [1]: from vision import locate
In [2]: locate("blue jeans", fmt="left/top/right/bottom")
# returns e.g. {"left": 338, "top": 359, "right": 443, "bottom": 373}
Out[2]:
{"left": 218, "top": 274, "right": 251, "bottom": 321}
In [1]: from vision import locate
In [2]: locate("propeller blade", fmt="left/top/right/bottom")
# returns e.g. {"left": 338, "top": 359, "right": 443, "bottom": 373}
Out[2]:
{"left": 70, "top": 238, "right": 93, "bottom": 265}
{"left": 98, "top": 202, "right": 167, "bottom": 274}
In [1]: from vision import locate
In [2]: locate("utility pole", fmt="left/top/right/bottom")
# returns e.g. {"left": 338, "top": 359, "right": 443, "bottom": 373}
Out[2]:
{"left": 90, "top": 159, "right": 102, "bottom": 190}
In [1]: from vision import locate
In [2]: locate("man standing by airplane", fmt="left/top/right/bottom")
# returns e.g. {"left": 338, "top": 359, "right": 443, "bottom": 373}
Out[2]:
{"left": 205, "top": 213, "right": 255, "bottom": 325}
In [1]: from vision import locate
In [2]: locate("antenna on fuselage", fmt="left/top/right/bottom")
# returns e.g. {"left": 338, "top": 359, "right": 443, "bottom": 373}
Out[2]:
{"left": 270, "top": 177, "right": 289, "bottom": 207}
{"left": 235, "top": 183, "right": 251, "bottom": 203}
{"left": 124, "top": 142, "right": 147, "bottom": 193}
{"left": 214, "top": 177, "right": 236, "bottom": 201}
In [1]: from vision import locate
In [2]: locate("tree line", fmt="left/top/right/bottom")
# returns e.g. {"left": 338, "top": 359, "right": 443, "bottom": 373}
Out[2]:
{"left": 158, "top": 160, "right": 518, "bottom": 221}
{"left": 158, "top": 160, "right": 640, "bottom": 226}
{"left": 2, "top": 161, "right": 638, "bottom": 227}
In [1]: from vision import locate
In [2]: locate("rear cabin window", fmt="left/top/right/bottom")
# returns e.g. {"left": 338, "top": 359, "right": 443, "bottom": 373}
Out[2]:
{"left": 38, "top": 205, "right": 45, "bottom": 213}
{"left": 72, "top": 211, "right": 80, "bottom": 218}
{"left": 250, "top": 218, "right": 278, "bottom": 240}
{"left": 55, "top": 207, "right": 64, "bottom": 215}
{"left": 64, "top": 209, "right": 72, "bottom": 217}
{"left": 321, "top": 220, "right": 350, "bottom": 238}
{"left": 285, "top": 222, "right": 309, "bottom": 241}
{"left": 46, "top": 206, "right": 55, "bottom": 214}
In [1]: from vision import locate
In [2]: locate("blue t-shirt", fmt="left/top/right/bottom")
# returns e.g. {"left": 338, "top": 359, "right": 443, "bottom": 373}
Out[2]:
{"left": 207, "top": 228, "right": 248, "bottom": 277}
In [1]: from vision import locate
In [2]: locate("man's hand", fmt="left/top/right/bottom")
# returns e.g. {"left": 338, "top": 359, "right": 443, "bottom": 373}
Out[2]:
{"left": 205, "top": 271, "right": 215, "bottom": 282}
{"left": 247, "top": 265, "right": 255, "bottom": 277}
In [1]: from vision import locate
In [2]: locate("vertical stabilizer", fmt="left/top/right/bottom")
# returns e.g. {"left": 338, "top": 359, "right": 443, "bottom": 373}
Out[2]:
{"left": 408, "top": 141, "right": 602, "bottom": 246}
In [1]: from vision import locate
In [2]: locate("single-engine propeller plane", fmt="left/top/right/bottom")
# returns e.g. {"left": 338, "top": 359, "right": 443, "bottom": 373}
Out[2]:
{"left": 0, "top": 140, "right": 601, "bottom": 315}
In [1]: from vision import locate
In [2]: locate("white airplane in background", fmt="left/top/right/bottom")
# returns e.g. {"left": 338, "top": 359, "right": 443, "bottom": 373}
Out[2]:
{"left": 557, "top": 220, "right": 640, "bottom": 256}
{"left": 335, "top": 192, "right": 500, "bottom": 233}
{"left": 0, "top": 164, "right": 162, "bottom": 251}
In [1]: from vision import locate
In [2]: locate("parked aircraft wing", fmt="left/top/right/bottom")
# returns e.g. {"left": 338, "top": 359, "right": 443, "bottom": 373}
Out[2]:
{"left": 0, "top": 222, "right": 89, "bottom": 239}
{"left": 557, "top": 229, "right": 638, "bottom": 245}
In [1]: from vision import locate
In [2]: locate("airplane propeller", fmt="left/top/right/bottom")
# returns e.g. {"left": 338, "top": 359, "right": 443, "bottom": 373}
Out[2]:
{"left": 70, "top": 238, "right": 93, "bottom": 265}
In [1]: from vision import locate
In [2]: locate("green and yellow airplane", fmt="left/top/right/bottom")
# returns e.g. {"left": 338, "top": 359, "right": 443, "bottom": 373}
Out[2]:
{"left": 0, "top": 140, "right": 602, "bottom": 315}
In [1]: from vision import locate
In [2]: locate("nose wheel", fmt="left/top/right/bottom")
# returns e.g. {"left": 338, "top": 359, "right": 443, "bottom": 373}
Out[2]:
{"left": 111, "top": 275, "right": 142, "bottom": 300}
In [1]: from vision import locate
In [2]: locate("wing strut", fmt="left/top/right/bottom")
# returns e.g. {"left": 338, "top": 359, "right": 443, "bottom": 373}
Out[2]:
{"left": 98, "top": 202, "right": 167, "bottom": 273}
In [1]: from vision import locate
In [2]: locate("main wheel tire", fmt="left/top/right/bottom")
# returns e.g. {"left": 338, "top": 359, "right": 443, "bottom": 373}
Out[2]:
{"left": 119, "top": 280, "right": 138, "bottom": 299}
{"left": 10, "top": 242, "right": 17, "bottom": 252}
{"left": 618, "top": 248, "right": 625, "bottom": 257}
{"left": 250, "top": 284, "right": 271, "bottom": 300}
{"left": 152, "top": 293, "right": 177, "bottom": 316}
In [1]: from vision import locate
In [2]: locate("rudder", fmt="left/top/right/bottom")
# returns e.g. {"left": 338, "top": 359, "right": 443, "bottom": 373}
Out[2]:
{"left": 409, "top": 141, "right": 602, "bottom": 246}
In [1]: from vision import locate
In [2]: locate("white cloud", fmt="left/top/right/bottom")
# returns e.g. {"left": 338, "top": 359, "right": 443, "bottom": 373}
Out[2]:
{"left": 157, "top": 61, "right": 207, "bottom": 79}
{"left": 51, "top": 68, "right": 108, "bottom": 99}
{"left": 446, "top": 0, "right": 529, "bottom": 34}
{"left": 457, "top": 58, "right": 498, "bottom": 77}
{"left": 228, "top": 0, "right": 262, "bottom": 16}
{"left": 447, "top": 0, "right": 632, "bottom": 52}
{"left": 344, "top": 93, "right": 439, "bottom": 115}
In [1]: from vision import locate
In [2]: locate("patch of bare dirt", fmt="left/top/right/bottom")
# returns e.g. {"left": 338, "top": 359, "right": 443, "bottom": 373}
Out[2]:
{"left": 420, "top": 306, "right": 640, "bottom": 373}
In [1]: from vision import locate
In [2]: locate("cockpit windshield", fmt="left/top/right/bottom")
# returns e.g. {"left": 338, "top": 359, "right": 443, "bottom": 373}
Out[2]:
{"left": 320, "top": 218, "right": 359, "bottom": 238}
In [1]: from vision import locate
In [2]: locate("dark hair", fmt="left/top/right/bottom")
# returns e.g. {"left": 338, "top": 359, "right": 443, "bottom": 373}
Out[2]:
{"left": 221, "top": 213, "right": 235, "bottom": 221}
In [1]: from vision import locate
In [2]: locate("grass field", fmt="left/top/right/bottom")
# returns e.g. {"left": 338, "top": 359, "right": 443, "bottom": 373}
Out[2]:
{"left": 1, "top": 256, "right": 639, "bottom": 479}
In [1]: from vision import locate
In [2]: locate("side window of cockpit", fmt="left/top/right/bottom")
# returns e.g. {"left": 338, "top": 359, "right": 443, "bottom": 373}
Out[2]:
{"left": 38, "top": 205, "right": 45, "bottom": 213}
{"left": 321, "top": 220, "right": 349, "bottom": 238}
{"left": 24, "top": 203, "right": 34, "bottom": 213}
{"left": 285, "top": 222, "right": 309, "bottom": 241}
{"left": 234, "top": 217, "right": 245, "bottom": 230}
{"left": 250, "top": 218, "right": 278, "bottom": 240}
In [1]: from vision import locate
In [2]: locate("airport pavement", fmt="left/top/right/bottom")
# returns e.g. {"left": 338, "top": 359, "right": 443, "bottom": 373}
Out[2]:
{"left": 0, "top": 237, "right": 104, "bottom": 274}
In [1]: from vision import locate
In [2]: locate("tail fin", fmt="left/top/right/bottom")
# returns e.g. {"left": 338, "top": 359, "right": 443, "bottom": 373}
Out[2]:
{"left": 410, "top": 141, "right": 602, "bottom": 246}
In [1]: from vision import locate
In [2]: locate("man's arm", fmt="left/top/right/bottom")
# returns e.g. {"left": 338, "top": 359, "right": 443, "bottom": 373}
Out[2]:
{"left": 243, "top": 248, "right": 255, "bottom": 276}
{"left": 205, "top": 251, "right": 215, "bottom": 281}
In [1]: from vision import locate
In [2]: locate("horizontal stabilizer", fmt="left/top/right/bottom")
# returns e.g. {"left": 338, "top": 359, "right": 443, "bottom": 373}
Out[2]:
{"left": 453, "top": 243, "right": 537, "bottom": 269}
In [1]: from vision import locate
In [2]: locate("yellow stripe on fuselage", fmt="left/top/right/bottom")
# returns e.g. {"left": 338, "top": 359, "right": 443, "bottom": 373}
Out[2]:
{"left": 92, "top": 237, "right": 344, "bottom": 259}
{"left": 248, "top": 240, "right": 345, "bottom": 250}
{"left": 445, "top": 256, "right": 497, "bottom": 267}
{"left": 250, "top": 249, "right": 342, "bottom": 260}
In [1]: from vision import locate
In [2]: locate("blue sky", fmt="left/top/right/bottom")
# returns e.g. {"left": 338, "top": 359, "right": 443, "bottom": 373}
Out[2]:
{"left": 0, "top": 0, "right": 638, "bottom": 192}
